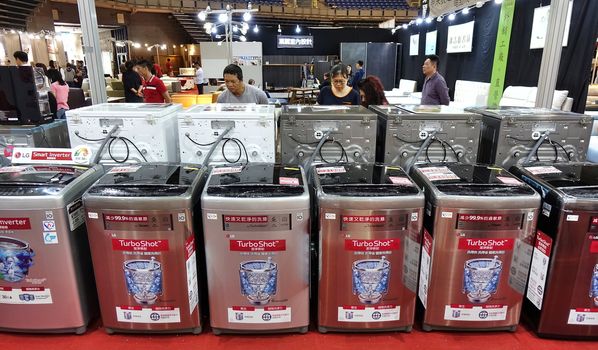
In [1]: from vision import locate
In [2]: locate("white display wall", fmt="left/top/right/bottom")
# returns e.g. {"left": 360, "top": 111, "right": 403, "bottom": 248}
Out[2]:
{"left": 200, "top": 41, "right": 263, "bottom": 87}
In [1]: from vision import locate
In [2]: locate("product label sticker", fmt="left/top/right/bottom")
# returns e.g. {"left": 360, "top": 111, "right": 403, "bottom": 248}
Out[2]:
{"left": 411, "top": 212, "right": 419, "bottom": 222}
{"left": 116, "top": 306, "right": 181, "bottom": 324}
{"left": 526, "top": 166, "right": 562, "bottom": 175}
{"left": 0, "top": 218, "right": 31, "bottom": 230}
{"left": 87, "top": 212, "right": 99, "bottom": 219}
{"left": 496, "top": 176, "right": 521, "bottom": 185}
{"left": 441, "top": 212, "right": 453, "bottom": 219}
{"left": 443, "top": 304, "right": 508, "bottom": 321}
{"left": 419, "top": 166, "right": 460, "bottom": 181}
{"left": 42, "top": 231, "right": 59, "bottom": 244}
{"left": 0, "top": 165, "right": 32, "bottom": 174}
{"left": 11, "top": 146, "right": 92, "bottom": 165}
{"left": 66, "top": 199, "right": 85, "bottom": 231}
{"left": 325, "top": 213, "right": 336, "bottom": 220}
{"left": 228, "top": 306, "right": 291, "bottom": 324}
{"left": 344, "top": 239, "right": 400, "bottom": 251}
{"left": 42, "top": 220, "right": 56, "bottom": 232}
{"left": 212, "top": 166, "right": 243, "bottom": 175}
{"left": 0, "top": 287, "right": 53, "bottom": 304}
{"left": 206, "top": 213, "right": 217, "bottom": 220}
{"left": 567, "top": 309, "right": 598, "bottom": 325}
{"left": 526, "top": 230, "right": 552, "bottom": 310}
{"left": 316, "top": 166, "right": 346, "bottom": 175}
{"left": 402, "top": 235, "right": 422, "bottom": 293}
{"left": 279, "top": 177, "right": 300, "bottom": 186}
{"left": 418, "top": 230, "right": 433, "bottom": 309}
{"left": 566, "top": 215, "right": 579, "bottom": 222}
{"left": 108, "top": 166, "right": 141, "bottom": 174}
{"left": 342, "top": 215, "right": 386, "bottom": 223}
{"left": 185, "top": 236, "right": 199, "bottom": 314}
{"left": 389, "top": 176, "right": 413, "bottom": 186}
{"left": 508, "top": 239, "right": 534, "bottom": 294}
{"left": 542, "top": 203, "right": 552, "bottom": 217}
{"left": 337, "top": 305, "right": 400, "bottom": 322}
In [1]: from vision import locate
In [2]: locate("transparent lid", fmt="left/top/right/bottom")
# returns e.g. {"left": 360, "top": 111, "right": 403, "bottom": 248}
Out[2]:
{"left": 0, "top": 165, "right": 90, "bottom": 196}
{"left": 283, "top": 105, "right": 374, "bottom": 117}
{"left": 466, "top": 106, "right": 580, "bottom": 117}
{"left": 398, "top": 104, "right": 470, "bottom": 115}
{"left": 524, "top": 163, "right": 598, "bottom": 198}
{"left": 70, "top": 103, "right": 182, "bottom": 116}
{"left": 185, "top": 104, "right": 273, "bottom": 114}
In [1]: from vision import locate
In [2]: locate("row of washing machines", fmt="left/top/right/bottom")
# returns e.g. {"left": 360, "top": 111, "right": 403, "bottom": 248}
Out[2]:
{"left": 0, "top": 159, "right": 596, "bottom": 339}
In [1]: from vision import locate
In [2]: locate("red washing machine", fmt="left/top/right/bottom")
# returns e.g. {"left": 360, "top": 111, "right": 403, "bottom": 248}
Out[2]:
{"left": 410, "top": 163, "right": 540, "bottom": 331}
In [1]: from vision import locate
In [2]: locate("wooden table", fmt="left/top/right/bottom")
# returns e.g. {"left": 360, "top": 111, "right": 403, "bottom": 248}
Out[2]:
{"left": 287, "top": 87, "right": 319, "bottom": 104}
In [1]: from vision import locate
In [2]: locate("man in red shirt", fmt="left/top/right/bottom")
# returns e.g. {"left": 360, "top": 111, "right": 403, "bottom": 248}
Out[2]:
{"left": 135, "top": 60, "right": 171, "bottom": 103}
{"left": 153, "top": 62, "right": 163, "bottom": 77}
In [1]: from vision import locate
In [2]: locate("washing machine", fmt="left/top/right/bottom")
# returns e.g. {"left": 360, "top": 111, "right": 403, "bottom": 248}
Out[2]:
{"left": 410, "top": 163, "right": 540, "bottom": 331}
{"left": 83, "top": 163, "right": 206, "bottom": 334}
{"left": 201, "top": 164, "right": 310, "bottom": 334}
{"left": 66, "top": 103, "right": 182, "bottom": 164}
{"left": 280, "top": 105, "right": 377, "bottom": 165}
{"left": 178, "top": 104, "right": 276, "bottom": 165}
{"left": 369, "top": 105, "right": 481, "bottom": 171}
{"left": 314, "top": 163, "right": 424, "bottom": 332}
{"left": 0, "top": 120, "right": 70, "bottom": 162}
{"left": 467, "top": 107, "right": 593, "bottom": 169}
{"left": 510, "top": 162, "right": 598, "bottom": 338}
{"left": 0, "top": 163, "right": 103, "bottom": 333}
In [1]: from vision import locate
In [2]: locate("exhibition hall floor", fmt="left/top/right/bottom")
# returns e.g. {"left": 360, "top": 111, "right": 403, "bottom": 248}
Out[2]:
{"left": 1, "top": 321, "right": 596, "bottom": 350}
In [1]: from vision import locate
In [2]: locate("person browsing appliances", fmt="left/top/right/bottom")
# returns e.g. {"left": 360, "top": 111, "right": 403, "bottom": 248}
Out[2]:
{"left": 421, "top": 55, "right": 450, "bottom": 106}
{"left": 317, "top": 64, "right": 360, "bottom": 105}
{"left": 135, "top": 59, "right": 171, "bottom": 103}
{"left": 217, "top": 64, "right": 268, "bottom": 104}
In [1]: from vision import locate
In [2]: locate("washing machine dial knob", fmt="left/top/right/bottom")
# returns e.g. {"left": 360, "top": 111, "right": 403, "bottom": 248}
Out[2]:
{"left": 514, "top": 151, "right": 520, "bottom": 158}
{"left": 353, "top": 151, "right": 361, "bottom": 158}
{"left": 298, "top": 151, "right": 305, "bottom": 158}
{"left": 401, "top": 151, "right": 408, "bottom": 158}
{"left": 196, "top": 150, "right": 202, "bottom": 157}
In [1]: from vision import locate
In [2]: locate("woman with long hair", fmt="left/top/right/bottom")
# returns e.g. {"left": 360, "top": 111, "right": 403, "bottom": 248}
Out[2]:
{"left": 357, "top": 76, "right": 388, "bottom": 107}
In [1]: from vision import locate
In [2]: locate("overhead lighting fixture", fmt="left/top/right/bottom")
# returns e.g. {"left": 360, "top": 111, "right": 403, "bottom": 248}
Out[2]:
{"left": 247, "top": 2, "right": 252, "bottom": 10}
{"left": 10, "top": 29, "right": 16, "bottom": 34}
{"left": 180, "top": 44, "right": 184, "bottom": 47}
{"left": 437, "top": 16, "right": 443, "bottom": 22}
{"left": 253, "top": 24, "right": 259, "bottom": 33}
{"left": 495, "top": 0, "right": 503, "bottom": 3}
{"left": 133, "top": 42, "right": 141, "bottom": 48}
{"left": 215, "top": 34, "right": 221, "bottom": 39}
{"left": 172, "top": 44, "right": 176, "bottom": 48}
{"left": 391, "top": 29, "right": 396, "bottom": 34}
{"left": 198, "top": 11, "right": 206, "bottom": 21}
{"left": 402, "top": 24, "right": 408, "bottom": 29}
{"left": 233, "top": 25, "right": 238, "bottom": 33}
{"left": 462, "top": 7, "right": 470, "bottom": 14}
{"left": 144, "top": 43, "right": 148, "bottom": 47}
{"left": 218, "top": 13, "right": 228, "bottom": 23}
{"left": 476, "top": 1, "right": 484, "bottom": 7}
{"left": 448, "top": 13, "right": 456, "bottom": 20}
{"left": 295, "top": 25, "right": 301, "bottom": 33}
{"left": 147, "top": 47, "right": 151, "bottom": 51}
{"left": 415, "top": 17, "right": 423, "bottom": 25}
{"left": 243, "top": 12, "right": 251, "bottom": 22}
{"left": 211, "top": 27, "right": 217, "bottom": 34}
{"left": 240, "top": 35, "right": 247, "bottom": 42}
{"left": 425, "top": 17, "right": 433, "bottom": 23}
{"left": 277, "top": 24, "right": 281, "bottom": 33}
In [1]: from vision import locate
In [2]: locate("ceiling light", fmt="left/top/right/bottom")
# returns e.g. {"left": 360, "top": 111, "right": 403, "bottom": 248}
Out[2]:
{"left": 402, "top": 24, "right": 408, "bottom": 29}
{"left": 425, "top": 17, "right": 433, "bottom": 23}
{"left": 448, "top": 13, "right": 456, "bottom": 20}
{"left": 476, "top": 1, "right": 484, "bottom": 7}
{"left": 253, "top": 25, "right": 259, "bottom": 33}
{"left": 462, "top": 7, "right": 470, "bottom": 14}
{"left": 277, "top": 24, "right": 281, "bottom": 33}
{"left": 172, "top": 44, "right": 176, "bottom": 48}
{"left": 415, "top": 17, "right": 423, "bottom": 25}
{"left": 147, "top": 47, "right": 151, "bottom": 51}
{"left": 391, "top": 29, "right": 396, "bottom": 34}
{"left": 211, "top": 27, "right": 217, "bottom": 34}
{"left": 247, "top": 2, "right": 252, "bottom": 10}
{"left": 198, "top": 11, "right": 206, "bottom": 21}
{"left": 144, "top": 43, "right": 148, "bottom": 47}
{"left": 10, "top": 29, "right": 16, "bottom": 34}
{"left": 180, "top": 44, "right": 184, "bottom": 47}
{"left": 495, "top": 0, "right": 503, "bottom": 3}
{"left": 218, "top": 13, "right": 228, "bottom": 23}
{"left": 243, "top": 12, "right": 252, "bottom": 22}
{"left": 295, "top": 25, "right": 301, "bottom": 33}
{"left": 233, "top": 25, "right": 238, "bottom": 33}
{"left": 240, "top": 35, "right": 247, "bottom": 42}
{"left": 133, "top": 42, "right": 141, "bottom": 48}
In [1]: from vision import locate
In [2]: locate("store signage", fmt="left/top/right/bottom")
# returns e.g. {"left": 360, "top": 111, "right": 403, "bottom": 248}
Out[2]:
{"left": 429, "top": 0, "right": 479, "bottom": 17}
{"left": 425, "top": 30, "right": 437, "bottom": 55}
{"left": 277, "top": 35, "right": 313, "bottom": 49}
{"left": 446, "top": 21, "right": 475, "bottom": 53}
{"left": 409, "top": 34, "right": 419, "bottom": 56}
{"left": 10, "top": 146, "right": 92, "bottom": 165}
{"left": 529, "top": 0, "right": 573, "bottom": 49}
{"left": 487, "top": 0, "right": 516, "bottom": 107}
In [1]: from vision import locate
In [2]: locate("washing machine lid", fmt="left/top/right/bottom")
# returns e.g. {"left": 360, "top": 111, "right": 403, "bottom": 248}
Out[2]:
{"left": 397, "top": 104, "right": 471, "bottom": 115}
{"left": 87, "top": 164, "right": 200, "bottom": 197}
{"left": 417, "top": 163, "right": 536, "bottom": 197}
{"left": 207, "top": 164, "right": 305, "bottom": 197}
{"left": 465, "top": 106, "right": 581, "bottom": 118}
{"left": 68, "top": 102, "right": 182, "bottom": 118}
{"left": 521, "top": 163, "right": 598, "bottom": 199}
{"left": 283, "top": 105, "right": 374, "bottom": 119}
{"left": 0, "top": 164, "right": 90, "bottom": 196}
{"left": 316, "top": 163, "right": 419, "bottom": 197}
{"left": 185, "top": 104, "right": 274, "bottom": 115}
{"left": 369, "top": 105, "right": 412, "bottom": 116}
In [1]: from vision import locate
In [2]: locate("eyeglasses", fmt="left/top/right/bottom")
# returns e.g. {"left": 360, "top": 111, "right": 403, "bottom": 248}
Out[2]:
{"left": 332, "top": 79, "right": 346, "bottom": 85}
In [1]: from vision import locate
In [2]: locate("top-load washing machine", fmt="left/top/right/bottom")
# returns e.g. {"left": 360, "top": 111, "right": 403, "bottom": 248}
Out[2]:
{"left": 0, "top": 163, "right": 103, "bottom": 333}
{"left": 177, "top": 104, "right": 276, "bottom": 165}
{"left": 83, "top": 163, "right": 206, "bottom": 334}
{"left": 369, "top": 105, "right": 482, "bottom": 171}
{"left": 510, "top": 163, "right": 598, "bottom": 338}
{"left": 410, "top": 163, "right": 540, "bottom": 331}
{"left": 280, "top": 105, "right": 377, "bottom": 165}
{"left": 66, "top": 103, "right": 182, "bottom": 164}
{"left": 201, "top": 164, "right": 310, "bottom": 334}
{"left": 314, "top": 163, "right": 424, "bottom": 332}
{"left": 467, "top": 107, "right": 593, "bottom": 169}
{"left": 0, "top": 120, "right": 70, "bottom": 165}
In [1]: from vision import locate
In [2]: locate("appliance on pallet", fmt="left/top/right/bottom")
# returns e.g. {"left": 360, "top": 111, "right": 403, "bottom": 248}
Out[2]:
{"left": 66, "top": 103, "right": 182, "bottom": 164}
{"left": 280, "top": 106, "right": 377, "bottom": 165}
{"left": 0, "top": 120, "right": 70, "bottom": 163}
{"left": 84, "top": 164, "right": 206, "bottom": 334}
{"left": 510, "top": 163, "right": 598, "bottom": 338}
{"left": 410, "top": 163, "right": 540, "bottom": 331}
{"left": 201, "top": 164, "right": 310, "bottom": 334}
{"left": 369, "top": 105, "right": 481, "bottom": 171}
{"left": 314, "top": 163, "right": 424, "bottom": 332}
{"left": 178, "top": 104, "right": 276, "bottom": 165}
{"left": 0, "top": 66, "right": 53, "bottom": 125}
{"left": 467, "top": 107, "right": 593, "bottom": 169}
{"left": 0, "top": 164, "right": 104, "bottom": 333}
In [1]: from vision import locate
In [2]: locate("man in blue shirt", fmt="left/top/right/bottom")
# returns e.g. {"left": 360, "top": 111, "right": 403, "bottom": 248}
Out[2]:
{"left": 351, "top": 60, "right": 365, "bottom": 88}
{"left": 421, "top": 55, "right": 450, "bottom": 105}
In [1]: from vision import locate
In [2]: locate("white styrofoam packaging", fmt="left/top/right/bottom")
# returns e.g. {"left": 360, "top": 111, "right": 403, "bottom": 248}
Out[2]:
{"left": 66, "top": 103, "right": 182, "bottom": 164}
{"left": 178, "top": 104, "right": 276, "bottom": 165}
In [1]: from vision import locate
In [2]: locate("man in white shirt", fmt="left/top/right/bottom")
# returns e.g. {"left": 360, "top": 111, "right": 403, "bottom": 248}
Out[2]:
{"left": 194, "top": 63, "right": 204, "bottom": 94}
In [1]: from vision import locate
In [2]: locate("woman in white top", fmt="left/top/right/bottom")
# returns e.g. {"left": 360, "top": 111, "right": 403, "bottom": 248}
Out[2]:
{"left": 194, "top": 63, "right": 204, "bottom": 94}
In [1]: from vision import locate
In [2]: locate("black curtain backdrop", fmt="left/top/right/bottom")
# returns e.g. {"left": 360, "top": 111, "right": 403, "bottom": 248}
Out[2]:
{"left": 396, "top": 0, "right": 598, "bottom": 113}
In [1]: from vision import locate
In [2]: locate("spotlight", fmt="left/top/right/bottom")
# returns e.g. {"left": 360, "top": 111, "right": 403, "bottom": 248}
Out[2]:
{"left": 277, "top": 24, "right": 282, "bottom": 33}
{"left": 218, "top": 13, "right": 228, "bottom": 23}
{"left": 425, "top": 17, "right": 433, "bottom": 23}
{"left": 462, "top": 7, "right": 470, "bottom": 14}
{"left": 391, "top": 29, "right": 396, "bottom": 34}
{"left": 253, "top": 25, "right": 259, "bottom": 33}
{"left": 243, "top": 12, "right": 252, "bottom": 22}
{"left": 198, "top": 11, "right": 206, "bottom": 21}
{"left": 233, "top": 25, "right": 238, "bottom": 33}
{"left": 295, "top": 25, "right": 301, "bottom": 33}
{"left": 133, "top": 42, "right": 141, "bottom": 48}
{"left": 10, "top": 29, "right": 16, "bottom": 34}
{"left": 211, "top": 27, "right": 217, "bottom": 34}
{"left": 448, "top": 13, "right": 456, "bottom": 20}
{"left": 415, "top": 17, "right": 423, "bottom": 25}
{"left": 476, "top": 1, "right": 484, "bottom": 7}
{"left": 147, "top": 47, "right": 151, "bottom": 51}
{"left": 240, "top": 35, "right": 247, "bottom": 42}
{"left": 173, "top": 44, "right": 176, "bottom": 48}
{"left": 144, "top": 43, "right": 148, "bottom": 47}
{"left": 402, "top": 24, "right": 408, "bottom": 29}
{"left": 495, "top": 0, "right": 503, "bottom": 4}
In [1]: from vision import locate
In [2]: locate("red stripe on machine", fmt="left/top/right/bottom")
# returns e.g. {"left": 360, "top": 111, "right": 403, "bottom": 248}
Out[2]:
{"left": 264, "top": 306, "right": 287, "bottom": 311}
{"left": 0, "top": 218, "right": 31, "bottom": 230}
{"left": 232, "top": 306, "right": 255, "bottom": 311}
{"left": 535, "top": 231, "right": 553, "bottom": 256}
{"left": 31, "top": 151, "right": 72, "bottom": 161}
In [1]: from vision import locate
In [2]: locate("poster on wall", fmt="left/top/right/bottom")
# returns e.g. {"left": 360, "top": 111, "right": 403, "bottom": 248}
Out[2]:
{"left": 232, "top": 56, "right": 262, "bottom": 66}
{"left": 410, "top": 34, "right": 419, "bottom": 56}
{"left": 277, "top": 35, "right": 313, "bottom": 49}
{"left": 425, "top": 31, "right": 437, "bottom": 55}
{"left": 428, "top": 0, "right": 479, "bottom": 17}
{"left": 529, "top": 0, "right": 573, "bottom": 49}
{"left": 446, "top": 21, "right": 475, "bottom": 53}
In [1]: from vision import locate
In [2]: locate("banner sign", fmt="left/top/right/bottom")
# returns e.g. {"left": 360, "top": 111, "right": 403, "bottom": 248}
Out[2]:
{"left": 11, "top": 146, "right": 93, "bottom": 165}
{"left": 487, "top": 0, "right": 516, "bottom": 107}
{"left": 429, "top": 0, "right": 479, "bottom": 18}
{"left": 426, "top": 30, "right": 437, "bottom": 55}
{"left": 446, "top": 21, "right": 475, "bottom": 53}
{"left": 529, "top": 0, "right": 573, "bottom": 49}
{"left": 277, "top": 35, "right": 313, "bottom": 49}
{"left": 410, "top": 34, "right": 420, "bottom": 56}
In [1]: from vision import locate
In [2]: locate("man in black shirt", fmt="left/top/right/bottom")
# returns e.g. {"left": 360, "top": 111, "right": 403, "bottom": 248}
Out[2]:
{"left": 122, "top": 60, "right": 143, "bottom": 103}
